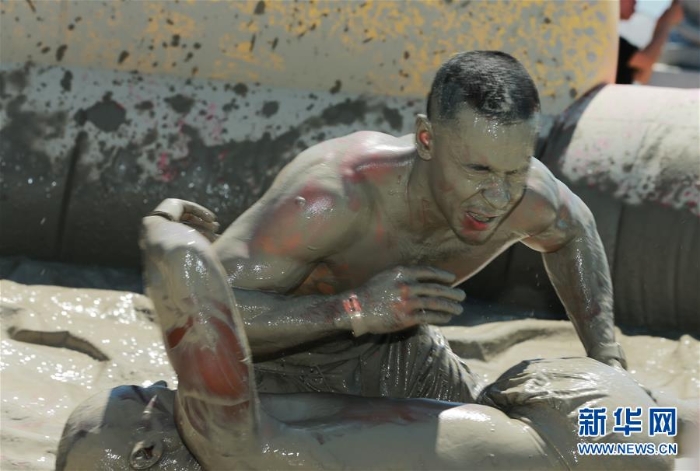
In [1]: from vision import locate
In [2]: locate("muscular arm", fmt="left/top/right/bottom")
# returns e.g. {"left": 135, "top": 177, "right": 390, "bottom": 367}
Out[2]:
{"left": 517, "top": 162, "right": 625, "bottom": 367}
{"left": 212, "top": 167, "right": 367, "bottom": 358}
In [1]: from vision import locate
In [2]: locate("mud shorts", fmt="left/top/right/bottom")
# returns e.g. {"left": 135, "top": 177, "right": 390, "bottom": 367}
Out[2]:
{"left": 254, "top": 325, "right": 479, "bottom": 403}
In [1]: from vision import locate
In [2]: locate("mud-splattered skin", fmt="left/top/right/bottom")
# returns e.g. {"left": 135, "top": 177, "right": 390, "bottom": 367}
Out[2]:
{"left": 56, "top": 217, "right": 670, "bottom": 470}
{"left": 207, "top": 105, "right": 624, "bottom": 367}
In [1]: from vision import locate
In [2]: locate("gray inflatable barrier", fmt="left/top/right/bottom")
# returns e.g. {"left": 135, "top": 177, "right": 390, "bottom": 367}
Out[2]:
{"left": 0, "top": 62, "right": 422, "bottom": 267}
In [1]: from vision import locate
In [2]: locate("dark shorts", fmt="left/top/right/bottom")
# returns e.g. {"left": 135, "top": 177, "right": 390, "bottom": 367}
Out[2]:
{"left": 254, "top": 325, "right": 479, "bottom": 403}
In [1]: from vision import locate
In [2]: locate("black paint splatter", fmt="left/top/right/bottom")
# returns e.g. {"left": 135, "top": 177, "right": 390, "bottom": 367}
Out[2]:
{"left": 320, "top": 99, "right": 367, "bottom": 125}
{"left": 60, "top": 70, "right": 73, "bottom": 92}
{"left": 250, "top": 33, "right": 256, "bottom": 52}
{"left": 271, "top": 37, "right": 278, "bottom": 50}
{"left": 232, "top": 83, "right": 248, "bottom": 97}
{"left": 261, "top": 101, "right": 279, "bottom": 118}
{"left": 222, "top": 99, "right": 238, "bottom": 112}
{"left": 382, "top": 106, "right": 403, "bottom": 131}
{"left": 55, "top": 44, "right": 68, "bottom": 62}
{"left": 254, "top": 1, "right": 265, "bottom": 14}
{"left": 135, "top": 100, "right": 154, "bottom": 111}
{"left": 75, "top": 93, "right": 126, "bottom": 132}
{"left": 164, "top": 94, "right": 194, "bottom": 114}
{"left": 171, "top": 34, "right": 181, "bottom": 47}
{"left": 329, "top": 80, "right": 342, "bottom": 94}
{"left": 118, "top": 50, "right": 130, "bottom": 64}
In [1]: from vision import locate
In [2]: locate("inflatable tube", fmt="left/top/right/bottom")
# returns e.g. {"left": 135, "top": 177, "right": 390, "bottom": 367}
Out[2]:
{"left": 1, "top": 0, "right": 617, "bottom": 266}
{"left": 0, "top": 62, "right": 427, "bottom": 267}
{"left": 471, "top": 85, "right": 700, "bottom": 335}
{"left": 0, "top": 0, "right": 616, "bottom": 112}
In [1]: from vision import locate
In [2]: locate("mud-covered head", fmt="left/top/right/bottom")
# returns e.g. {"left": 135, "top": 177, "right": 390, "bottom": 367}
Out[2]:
{"left": 56, "top": 382, "right": 201, "bottom": 471}
{"left": 425, "top": 50, "right": 540, "bottom": 126}
{"left": 416, "top": 51, "right": 540, "bottom": 244}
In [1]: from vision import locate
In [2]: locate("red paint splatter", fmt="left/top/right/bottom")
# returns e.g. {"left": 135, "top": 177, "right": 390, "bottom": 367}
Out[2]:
{"left": 157, "top": 152, "right": 177, "bottom": 182}
{"left": 169, "top": 311, "right": 249, "bottom": 400}
{"left": 166, "top": 317, "right": 194, "bottom": 348}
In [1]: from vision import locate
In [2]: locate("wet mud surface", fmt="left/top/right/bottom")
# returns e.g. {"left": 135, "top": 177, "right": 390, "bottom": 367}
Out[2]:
{"left": 1, "top": 278, "right": 698, "bottom": 470}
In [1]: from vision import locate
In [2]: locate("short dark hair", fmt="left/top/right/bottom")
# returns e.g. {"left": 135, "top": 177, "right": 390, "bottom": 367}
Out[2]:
{"left": 427, "top": 51, "right": 540, "bottom": 125}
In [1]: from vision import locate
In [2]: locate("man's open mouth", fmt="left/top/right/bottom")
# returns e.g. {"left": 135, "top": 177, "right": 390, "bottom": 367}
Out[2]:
{"left": 466, "top": 211, "right": 497, "bottom": 224}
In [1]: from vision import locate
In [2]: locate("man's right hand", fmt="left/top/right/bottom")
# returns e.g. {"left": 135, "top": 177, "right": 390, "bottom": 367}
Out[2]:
{"left": 343, "top": 266, "right": 466, "bottom": 336}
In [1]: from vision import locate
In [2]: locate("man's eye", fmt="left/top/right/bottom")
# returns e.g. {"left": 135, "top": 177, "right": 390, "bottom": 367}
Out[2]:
{"left": 507, "top": 167, "right": 529, "bottom": 177}
{"left": 467, "top": 165, "right": 490, "bottom": 172}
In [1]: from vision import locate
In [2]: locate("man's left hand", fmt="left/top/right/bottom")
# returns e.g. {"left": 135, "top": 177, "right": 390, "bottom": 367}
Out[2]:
{"left": 148, "top": 198, "right": 220, "bottom": 241}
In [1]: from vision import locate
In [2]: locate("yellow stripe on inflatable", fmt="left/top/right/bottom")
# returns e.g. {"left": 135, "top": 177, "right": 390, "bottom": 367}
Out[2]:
{"left": 0, "top": 0, "right": 618, "bottom": 115}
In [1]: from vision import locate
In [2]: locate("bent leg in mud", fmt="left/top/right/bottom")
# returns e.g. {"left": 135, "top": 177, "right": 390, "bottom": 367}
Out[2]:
{"left": 141, "top": 216, "right": 259, "bottom": 468}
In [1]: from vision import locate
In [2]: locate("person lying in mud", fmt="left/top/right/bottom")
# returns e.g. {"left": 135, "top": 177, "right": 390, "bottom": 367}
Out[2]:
{"left": 150, "top": 51, "right": 627, "bottom": 402}
{"left": 56, "top": 215, "right": 671, "bottom": 470}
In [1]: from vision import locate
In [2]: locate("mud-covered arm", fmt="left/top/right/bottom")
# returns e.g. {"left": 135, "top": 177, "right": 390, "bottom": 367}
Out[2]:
{"left": 145, "top": 195, "right": 359, "bottom": 358}
{"left": 210, "top": 172, "right": 371, "bottom": 358}
{"left": 211, "top": 167, "right": 463, "bottom": 358}
{"left": 223, "top": 287, "right": 354, "bottom": 359}
{"left": 518, "top": 164, "right": 626, "bottom": 368}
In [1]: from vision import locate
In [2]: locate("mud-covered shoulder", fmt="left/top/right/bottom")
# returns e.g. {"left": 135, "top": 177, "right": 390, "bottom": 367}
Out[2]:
{"left": 215, "top": 135, "right": 378, "bottom": 273}
{"left": 509, "top": 158, "right": 560, "bottom": 238}
{"left": 514, "top": 158, "right": 596, "bottom": 252}
{"left": 264, "top": 130, "right": 410, "bottom": 216}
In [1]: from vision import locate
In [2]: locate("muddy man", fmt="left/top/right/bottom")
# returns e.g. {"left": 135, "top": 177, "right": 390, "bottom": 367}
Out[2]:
{"left": 151, "top": 51, "right": 626, "bottom": 403}
{"left": 57, "top": 215, "right": 669, "bottom": 470}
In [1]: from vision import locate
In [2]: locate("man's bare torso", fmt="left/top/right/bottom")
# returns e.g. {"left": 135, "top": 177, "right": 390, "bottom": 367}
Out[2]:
{"left": 216, "top": 130, "right": 555, "bottom": 296}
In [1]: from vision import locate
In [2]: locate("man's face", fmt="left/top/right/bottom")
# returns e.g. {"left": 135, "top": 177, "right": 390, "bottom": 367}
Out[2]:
{"left": 59, "top": 384, "right": 201, "bottom": 470}
{"left": 426, "top": 108, "right": 537, "bottom": 245}
{"left": 620, "top": 0, "right": 637, "bottom": 20}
